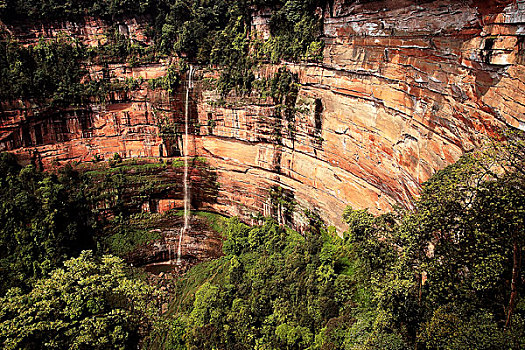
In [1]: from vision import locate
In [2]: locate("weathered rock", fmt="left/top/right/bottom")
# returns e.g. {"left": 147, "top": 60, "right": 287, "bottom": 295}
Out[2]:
{"left": 194, "top": 0, "right": 525, "bottom": 232}
{"left": 2, "top": 1, "right": 525, "bottom": 233}
{"left": 128, "top": 215, "right": 223, "bottom": 269}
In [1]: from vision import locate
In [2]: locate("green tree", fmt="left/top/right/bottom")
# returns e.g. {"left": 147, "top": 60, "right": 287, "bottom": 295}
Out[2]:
{"left": 0, "top": 153, "right": 95, "bottom": 294}
{"left": 0, "top": 251, "right": 159, "bottom": 350}
{"left": 342, "top": 133, "right": 525, "bottom": 349}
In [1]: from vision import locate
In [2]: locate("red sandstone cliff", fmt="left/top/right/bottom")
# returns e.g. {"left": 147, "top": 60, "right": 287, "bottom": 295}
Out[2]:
{"left": 1, "top": 0, "right": 524, "bottom": 232}
{"left": 195, "top": 0, "right": 525, "bottom": 231}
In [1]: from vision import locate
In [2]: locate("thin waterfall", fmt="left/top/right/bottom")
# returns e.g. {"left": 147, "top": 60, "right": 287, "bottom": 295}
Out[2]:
{"left": 177, "top": 65, "right": 193, "bottom": 265}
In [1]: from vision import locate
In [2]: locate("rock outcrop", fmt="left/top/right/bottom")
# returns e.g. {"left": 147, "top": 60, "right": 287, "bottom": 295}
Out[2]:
{"left": 1, "top": 0, "right": 524, "bottom": 232}
{"left": 0, "top": 18, "right": 177, "bottom": 164}
{"left": 196, "top": 0, "right": 525, "bottom": 231}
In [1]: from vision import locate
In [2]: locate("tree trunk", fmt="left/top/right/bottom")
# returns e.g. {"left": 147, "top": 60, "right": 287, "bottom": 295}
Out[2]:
{"left": 505, "top": 240, "right": 521, "bottom": 329}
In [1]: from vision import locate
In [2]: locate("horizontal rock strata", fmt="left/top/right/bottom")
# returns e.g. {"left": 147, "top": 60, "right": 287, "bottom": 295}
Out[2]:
{"left": 1, "top": 0, "right": 524, "bottom": 232}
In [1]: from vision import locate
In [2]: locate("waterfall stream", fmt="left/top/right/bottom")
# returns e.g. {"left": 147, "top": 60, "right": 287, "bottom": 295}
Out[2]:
{"left": 177, "top": 65, "right": 193, "bottom": 265}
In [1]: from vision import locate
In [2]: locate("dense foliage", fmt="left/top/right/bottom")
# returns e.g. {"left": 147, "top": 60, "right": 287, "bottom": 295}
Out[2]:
{"left": 157, "top": 0, "right": 325, "bottom": 62}
{"left": 0, "top": 37, "right": 88, "bottom": 105}
{"left": 0, "top": 0, "right": 153, "bottom": 21}
{"left": 146, "top": 217, "right": 353, "bottom": 349}
{"left": 0, "top": 154, "right": 178, "bottom": 293}
{"left": 0, "top": 153, "right": 95, "bottom": 294}
{"left": 339, "top": 135, "right": 525, "bottom": 349}
{"left": 0, "top": 251, "right": 158, "bottom": 349}
{"left": 1, "top": 0, "right": 326, "bottom": 61}
{"left": 0, "top": 0, "right": 327, "bottom": 101}
{"left": 145, "top": 136, "right": 525, "bottom": 350}
{"left": 0, "top": 156, "right": 180, "bottom": 349}
{"left": 0, "top": 35, "right": 154, "bottom": 106}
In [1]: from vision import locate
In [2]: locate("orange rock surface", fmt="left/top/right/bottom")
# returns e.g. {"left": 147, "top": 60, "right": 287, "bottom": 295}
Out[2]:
{"left": 1, "top": 1, "right": 525, "bottom": 233}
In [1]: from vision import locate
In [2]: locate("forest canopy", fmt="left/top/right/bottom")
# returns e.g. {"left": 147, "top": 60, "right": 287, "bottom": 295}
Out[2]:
{"left": 0, "top": 134, "right": 524, "bottom": 349}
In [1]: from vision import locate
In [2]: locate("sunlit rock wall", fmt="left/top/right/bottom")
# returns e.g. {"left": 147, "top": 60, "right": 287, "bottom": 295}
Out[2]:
{"left": 2, "top": 0, "right": 525, "bottom": 232}
{"left": 195, "top": 0, "right": 525, "bottom": 231}
{"left": 0, "top": 19, "right": 173, "bottom": 164}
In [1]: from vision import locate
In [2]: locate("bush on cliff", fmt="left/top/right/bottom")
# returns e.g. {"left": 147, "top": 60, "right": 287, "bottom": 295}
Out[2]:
{"left": 0, "top": 37, "right": 87, "bottom": 105}
{"left": 1, "top": 0, "right": 328, "bottom": 98}
{"left": 0, "top": 0, "right": 153, "bottom": 21}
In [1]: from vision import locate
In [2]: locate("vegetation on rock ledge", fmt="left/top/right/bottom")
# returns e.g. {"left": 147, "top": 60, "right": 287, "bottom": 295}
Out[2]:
{"left": 0, "top": 133, "right": 524, "bottom": 349}
{"left": 144, "top": 135, "right": 525, "bottom": 349}
{"left": 0, "top": 0, "right": 327, "bottom": 103}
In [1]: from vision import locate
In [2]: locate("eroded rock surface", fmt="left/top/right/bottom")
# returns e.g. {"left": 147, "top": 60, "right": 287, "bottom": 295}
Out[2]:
{"left": 128, "top": 215, "right": 224, "bottom": 272}
{"left": 196, "top": 0, "right": 525, "bottom": 230}
{"left": 2, "top": 1, "right": 524, "bottom": 232}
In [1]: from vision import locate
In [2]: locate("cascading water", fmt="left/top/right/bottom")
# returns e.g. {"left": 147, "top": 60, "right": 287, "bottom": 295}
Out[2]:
{"left": 177, "top": 65, "right": 193, "bottom": 265}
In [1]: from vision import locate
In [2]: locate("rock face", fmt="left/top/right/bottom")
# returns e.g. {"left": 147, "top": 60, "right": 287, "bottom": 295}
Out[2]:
{"left": 127, "top": 214, "right": 224, "bottom": 270}
{"left": 196, "top": 0, "right": 525, "bottom": 231}
{"left": 2, "top": 0, "right": 525, "bottom": 232}
{"left": 0, "top": 18, "right": 174, "bottom": 164}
